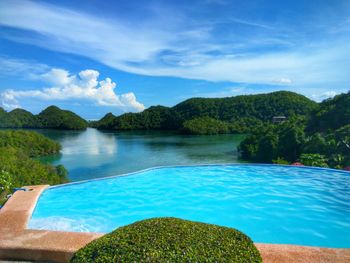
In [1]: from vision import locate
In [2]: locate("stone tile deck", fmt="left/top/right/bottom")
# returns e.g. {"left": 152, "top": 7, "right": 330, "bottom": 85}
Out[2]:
{"left": 0, "top": 185, "right": 349, "bottom": 263}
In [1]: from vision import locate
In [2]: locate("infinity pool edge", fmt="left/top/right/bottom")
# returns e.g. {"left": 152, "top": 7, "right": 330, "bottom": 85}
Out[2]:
{"left": 49, "top": 163, "right": 350, "bottom": 189}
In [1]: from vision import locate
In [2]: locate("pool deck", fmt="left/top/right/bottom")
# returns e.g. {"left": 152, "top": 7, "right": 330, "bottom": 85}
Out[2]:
{"left": 0, "top": 185, "right": 349, "bottom": 263}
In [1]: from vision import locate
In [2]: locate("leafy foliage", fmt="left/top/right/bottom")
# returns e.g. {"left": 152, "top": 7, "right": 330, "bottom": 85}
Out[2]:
{"left": 299, "top": 154, "right": 328, "bottom": 168}
{"left": 0, "top": 130, "right": 61, "bottom": 157}
{"left": 307, "top": 91, "right": 350, "bottom": 132}
{"left": 71, "top": 217, "right": 262, "bottom": 263}
{"left": 0, "top": 170, "right": 13, "bottom": 193}
{"left": 0, "top": 130, "right": 68, "bottom": 205}
{"left": 182, "top": 117, "right": 230, "bottom": 135}
{"left": 238, "top": 92, "right": 350, "bottom": 169}
{"left": 94, "top": 91, "right": 317, "bottom": 134}
{"left": 0, "top": 105, "right": 87, "bottom": 130}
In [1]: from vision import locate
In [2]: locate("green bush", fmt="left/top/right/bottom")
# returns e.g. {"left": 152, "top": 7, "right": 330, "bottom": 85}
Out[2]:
{"left": 71, "top": 218, "right": 262, "bottom": 263}
{"left": 299, "top": 153, "right": 328, "bottom": 168}
{"left": 273, "top": 157, "right": 290, "bottom": 165}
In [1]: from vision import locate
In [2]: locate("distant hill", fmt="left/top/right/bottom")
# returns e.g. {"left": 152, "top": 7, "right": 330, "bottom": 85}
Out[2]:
{"left": 0, "top": 91, "right": 320, "bottom": 133}
{"left": 93, "top": 91, "right": 318, "bottom": 134}
{"left": 0, "top": 105, "right": 87, "bottom": 130}
{"left": 37, "top": 106, "right": 88, "bottom": 130}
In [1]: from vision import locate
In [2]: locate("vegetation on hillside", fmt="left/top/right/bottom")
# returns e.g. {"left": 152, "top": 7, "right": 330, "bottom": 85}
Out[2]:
{"left": 182, "top": 117, "right": 230, "bottom": 135}
{"left": 238, "top": 92, "right": 350, "bottom": 169}
{"left": 93, "top": 91, "right": 318, "bottom": 134}
{"left": 0, "top": 130, "right": 61, "bottom": 157}
{"left": 71, "top": 217, "right": 261, "bottom": 263}
{"left": 37, "top": 106, "right": 87, "bottom": 130}
{"left": 306, "top": 91, "right": 350, "bottom": 132}
{"left": 0, "top": 131, "right": 68, "bottom": 205}
{"left": 0, "top": 105, "right": 87, "bottom": 130}
{"left": 0, "top": 108, "right": 38, "bottom": 128}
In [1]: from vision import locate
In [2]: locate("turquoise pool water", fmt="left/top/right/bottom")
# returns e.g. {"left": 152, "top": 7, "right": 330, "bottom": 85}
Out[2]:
{"left": 28, "top": 164, "right": 350, "bottom": 248}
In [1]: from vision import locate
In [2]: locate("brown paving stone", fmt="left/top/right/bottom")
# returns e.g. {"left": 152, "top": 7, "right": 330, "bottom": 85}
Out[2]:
{"left": 0, "top": 185, "right": 349, "bottom": 262}
{"left": 256, "top": 243, "right": 350, "bottom": 263}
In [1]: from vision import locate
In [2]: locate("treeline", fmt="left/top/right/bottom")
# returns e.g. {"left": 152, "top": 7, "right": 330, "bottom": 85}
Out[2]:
{"left": 92, "top": 91, "right": 318, "bottom": 134}
{"left": 0, "top": 105, "right": 87, "bottom": 130}
{"left": 238, "top": 92, "right": 350, "bottom": 169}
{"left": 0, "top": 130, "right": 68, "bottom": 205}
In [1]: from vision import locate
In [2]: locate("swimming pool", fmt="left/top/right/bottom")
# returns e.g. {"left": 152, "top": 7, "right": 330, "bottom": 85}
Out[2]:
{"left": 28, "top": 164, "right": 350, "bottom": 248}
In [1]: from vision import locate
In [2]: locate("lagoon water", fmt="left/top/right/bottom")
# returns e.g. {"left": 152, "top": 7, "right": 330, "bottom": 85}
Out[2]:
{"left": 37, "top": 128, "right": 245, "bottom": 181}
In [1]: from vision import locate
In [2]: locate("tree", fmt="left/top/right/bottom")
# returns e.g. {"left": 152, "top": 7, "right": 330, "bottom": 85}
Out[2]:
{"left": 277, "top": 122, "right": 305, "bottom": 162}
{"left": 256, "top": 131, "right": 279, "bottom": 162}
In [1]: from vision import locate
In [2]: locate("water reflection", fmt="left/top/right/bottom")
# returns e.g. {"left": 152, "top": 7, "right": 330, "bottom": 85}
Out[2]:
{"left": 60, "top": 129, "right": 117, "bottom": 156}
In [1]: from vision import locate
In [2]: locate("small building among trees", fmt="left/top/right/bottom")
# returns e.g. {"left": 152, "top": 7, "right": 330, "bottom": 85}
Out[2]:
{"left": 272, "top": 116, "right": 287, "bottom": 124}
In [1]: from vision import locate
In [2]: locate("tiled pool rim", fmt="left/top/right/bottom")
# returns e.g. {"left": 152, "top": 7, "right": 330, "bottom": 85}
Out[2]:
{"left": 0, "top": 164, "right": 349, "bottom": 262}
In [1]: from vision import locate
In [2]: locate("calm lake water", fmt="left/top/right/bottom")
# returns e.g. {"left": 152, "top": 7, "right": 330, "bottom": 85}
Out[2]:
{"left": 36, "top": 128, "right": 245, "bottom": 181}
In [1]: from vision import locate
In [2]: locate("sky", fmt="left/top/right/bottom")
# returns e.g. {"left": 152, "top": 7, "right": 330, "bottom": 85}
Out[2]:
{"left": 0, "top": 0, "right": 349, "bottom": 119}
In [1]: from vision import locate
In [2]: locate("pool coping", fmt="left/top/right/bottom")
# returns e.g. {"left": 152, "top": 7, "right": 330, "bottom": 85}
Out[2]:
{"left": 0, "top": 185, "right": 349, "bottom": 263}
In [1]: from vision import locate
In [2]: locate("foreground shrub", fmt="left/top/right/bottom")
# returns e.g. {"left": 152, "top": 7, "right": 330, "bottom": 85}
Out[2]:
{"left": 71, "top": 217, "right": 262, "bottom": 263}
{"left": 299, "top": 153, "right": 328, "bottom": 168}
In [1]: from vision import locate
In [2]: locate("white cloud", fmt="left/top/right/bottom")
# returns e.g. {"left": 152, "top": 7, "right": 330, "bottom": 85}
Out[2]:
{"left": 309, "top": 90, "right": 339, "bottom": 102}
{"left": 0, "top": 56, "right": 49, "bottom": 78}
{"left": 273, "top": 78, "right": 292, "bottom": 85}
{"left": 0, "top": 68, "right": 145, "bottom": 112}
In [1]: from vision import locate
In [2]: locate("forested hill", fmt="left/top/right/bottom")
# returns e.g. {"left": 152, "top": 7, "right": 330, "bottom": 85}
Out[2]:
{"left": 93, "top": 91, "right": 318, "bottom": 133}
{"left": 0, "top": 105, "right": 88, "bottom": 130}
{"left": 238, "top": 91, "right": 350, "bottom": 169}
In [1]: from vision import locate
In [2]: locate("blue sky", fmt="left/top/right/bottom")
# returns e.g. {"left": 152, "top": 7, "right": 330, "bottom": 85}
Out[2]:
{"left": 0, "top": 0, "right": 349, "bottom": 119}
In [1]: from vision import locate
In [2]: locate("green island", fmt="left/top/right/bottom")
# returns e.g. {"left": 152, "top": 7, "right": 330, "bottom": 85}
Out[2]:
{"left": 0, "top": 105, "right": 88, "bottom": 130}
{"left": 71, "top": 217, "right": 262, "bottom": 263}
{"left": 0, "top": 130, "right": 68, "bottom": 205}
